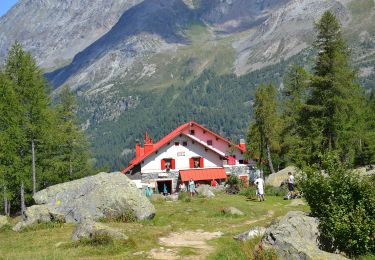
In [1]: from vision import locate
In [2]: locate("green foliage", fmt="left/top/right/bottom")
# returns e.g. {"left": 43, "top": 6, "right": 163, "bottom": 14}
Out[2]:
{"left": 0, "top": 43, "right": 93, "bottom": 215}
{"left": 247, "top": 83, "right": 281, "bottom": 173}
{"left": 264, "top": 185, "right": 289, "bottom": 197}
{"left": 225, "top": 175, "right": 244, "bottom": 194}
{"left": 77, "top": 233, "right": 114, "bottom": 247}
{"left": 238, "top": 186, "right": 257, "bottom": 199}
{"left": 299, "top": 154, "right": 375, "bottom": 256}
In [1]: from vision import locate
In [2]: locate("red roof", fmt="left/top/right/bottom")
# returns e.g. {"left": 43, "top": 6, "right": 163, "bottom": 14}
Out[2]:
{"left": 121, "top": 121, "right": 245, "bottom": 173}
{"left": 180, "top": 168, "right": 227, "bottom": 182}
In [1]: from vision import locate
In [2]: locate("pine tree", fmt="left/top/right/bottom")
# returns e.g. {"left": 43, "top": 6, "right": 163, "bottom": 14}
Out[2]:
{"left": 39, "top": 86, "right": 92, "bottom": 185}
{"left": 249, "top": 83, "right": 281, "bottom": 174}
{"left": 0, "top": 72, "right": 25, "bottom": 215}
{"left": 301, "top": 11, "right": 366, "bottom": 165}
{"left": 4, "top": 42, "right": 51, "bottom": 213}
{"left": 281, "top": 65, "right": 309, "bottom": 165}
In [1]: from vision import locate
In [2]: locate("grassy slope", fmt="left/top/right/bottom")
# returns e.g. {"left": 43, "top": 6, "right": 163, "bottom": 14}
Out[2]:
{"left": 0, "top": 193, "right": 308, "bottom": 259}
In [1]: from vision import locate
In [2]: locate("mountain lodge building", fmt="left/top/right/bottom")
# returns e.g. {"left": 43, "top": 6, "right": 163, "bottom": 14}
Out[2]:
{"left": 122, "top": 121, "right": 250, "bottom": 194}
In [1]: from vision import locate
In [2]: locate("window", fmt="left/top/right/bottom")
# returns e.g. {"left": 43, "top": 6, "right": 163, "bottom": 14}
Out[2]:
{"left": 190, "top": 130, "right": 195, "bottom": 135}
{"left": 174, "top": 142, "right": 179, "bottom": 146}
{"left": 161, "top": 158, "right": 175, "bottom": 170}
{"left": 183, "top": 141, "right": 187, "bottom": 146}
{"left": 189, "top": 157, "right": 204, "bottom": 168}
{"left": 207, "top": 140, "right": 213, "bottom": 145}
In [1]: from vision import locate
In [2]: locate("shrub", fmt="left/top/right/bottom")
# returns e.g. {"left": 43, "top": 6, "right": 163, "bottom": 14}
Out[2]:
{"left": 226, "top": 175, "right": 243, "bottom": 194}
{"left": 299, "top": 154, "right": 375, "bottom": 257}
{"left": 264, "top": 185, "right": 288, "bottom": 197}
{"left": 238, "top": 186, "right": 257, "bottom": 199}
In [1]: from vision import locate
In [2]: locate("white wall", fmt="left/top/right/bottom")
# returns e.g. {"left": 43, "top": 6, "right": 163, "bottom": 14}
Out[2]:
{"left": 141, "top": 136, "right": 223, "bottom": 173}
{"left": 182, "top": 125, "right": 245, "bottom": 164}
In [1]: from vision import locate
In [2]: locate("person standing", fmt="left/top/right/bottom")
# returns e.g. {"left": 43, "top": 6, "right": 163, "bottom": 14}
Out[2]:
{"left": 211, "top": 179, "right": 218, "bottom": 187}
{"left": 288, "top": 172, "right": 295, "bottom": 198}
{"left": 189, "top": 178, "right": 196, "bottom": 197}
{"left": 254, "top": 175, "right": 265, "bottom": 202}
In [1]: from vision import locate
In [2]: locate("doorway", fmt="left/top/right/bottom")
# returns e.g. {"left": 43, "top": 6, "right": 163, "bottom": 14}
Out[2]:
{"left": 156, "top": 180, "right": 172, "bottom": 195}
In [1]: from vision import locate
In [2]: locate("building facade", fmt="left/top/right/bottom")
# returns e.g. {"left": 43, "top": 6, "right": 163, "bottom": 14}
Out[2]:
{"left": 122, "top": 121, "right": 250, "bottom": 193}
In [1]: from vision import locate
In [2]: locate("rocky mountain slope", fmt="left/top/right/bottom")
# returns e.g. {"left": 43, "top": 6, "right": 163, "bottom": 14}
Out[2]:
{"left": 1, "top": 0, "right": 375, "bottom": 169}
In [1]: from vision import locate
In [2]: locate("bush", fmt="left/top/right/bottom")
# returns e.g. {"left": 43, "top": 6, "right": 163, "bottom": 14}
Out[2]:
{"left": 238, "top": 186, "right": 257, "bottom": 199}
{"left": 226, "top": 175, "right": 244, "bottom": 194}
{"left": 264, "top": 185, "right": 288, "bottom": 197}
{"left": 300, "top": 154, "right": 375, "bottom": 257}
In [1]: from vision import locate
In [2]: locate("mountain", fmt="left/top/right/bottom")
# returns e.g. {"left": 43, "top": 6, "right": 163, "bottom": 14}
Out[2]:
{"left": 1, "top": 0, "right": 375, "bottom": 170}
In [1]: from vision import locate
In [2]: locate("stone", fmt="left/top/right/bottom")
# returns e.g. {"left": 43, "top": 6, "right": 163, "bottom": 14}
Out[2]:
{"left": 165, "top": 194, "right": 178, "bottom": 202}
{"left": 234, "top": 226, "right": 266, "bottom": 241}
{"left": 71, "top": 220, "right": 127, "bottom": 241}
{"left": 222, "top": 207, "right": 245, "bottom": 216}
{"left": 33, "top": 172, "right": 155, "bottom": 223}
{"left": 265, "top": 166, "right": 298, "bottom": 187}
{"left": 0, "top": 215, "right": 8, "bottom": 229}
{"left": 13, "top": 205, "right": 51, "bottom": 231}
{"left": 261, "top": 211, "right": 348, "bottom": 259}
{"left": 195, "top": 185, "right": 215, "bottom": 198}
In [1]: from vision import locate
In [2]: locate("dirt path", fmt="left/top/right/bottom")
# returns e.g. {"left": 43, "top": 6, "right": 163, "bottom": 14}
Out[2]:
{"left": 148, "top": 230, "right": 223, "bottom": 259}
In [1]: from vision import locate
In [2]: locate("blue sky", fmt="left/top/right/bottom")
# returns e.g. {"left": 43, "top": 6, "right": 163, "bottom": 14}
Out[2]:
{"left": 0, "top": 0, "right": 18, "bottom": 17}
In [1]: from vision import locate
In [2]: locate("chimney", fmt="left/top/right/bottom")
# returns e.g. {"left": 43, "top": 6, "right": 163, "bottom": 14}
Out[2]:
{"left": 144, "top": 131, "right": 154, "bottom": 154}
{"left": 135, "top": 143, "right": 141, "bottom": 158}
{"left": 238, "top": 138, "right": 246, "bottom": 150}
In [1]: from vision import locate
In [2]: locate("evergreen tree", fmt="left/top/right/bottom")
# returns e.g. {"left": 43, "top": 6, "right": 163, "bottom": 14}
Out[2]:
{"left": 39, "top": 86, "right": 92, "bottom": 187}
{"left": 249, "top": 83, "right": 281, "bottom": 174}
{"left": 0, "top": 72, "right": 25, "bottom": 215}
{"left": 281, "top": 65, "right": 309, "bottom": 165}
{"left": 300, "top": 11, "right": 366, "bottom": 165}
{"left": 4, "top": 42, "right": 51, "bottom": 213}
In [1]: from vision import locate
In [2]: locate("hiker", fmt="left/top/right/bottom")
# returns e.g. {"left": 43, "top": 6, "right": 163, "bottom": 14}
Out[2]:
{"left": 288, "top": 172, "right": 294, "bottom": 198}
{"left": 254, "top": 175, "right": 265, "bottom": 202}
{"left": 179, "top": 182, "right": 186, "bottom": 192}
{"left": 189, "top": 178, "right": 196, "bottom": 197}
{"left": 145, "top": 181, "right": 153, "bottom": 198}
{"left": 211, "top": 179, "right": 218, "bottom": 187}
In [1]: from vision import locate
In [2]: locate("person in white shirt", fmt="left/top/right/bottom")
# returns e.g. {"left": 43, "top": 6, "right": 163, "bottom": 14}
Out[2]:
{"left": 288, "top": 172, "right": 295, "bottom": 198}
{"left": 254, "top": 175, "right": 265, "bottom": 202}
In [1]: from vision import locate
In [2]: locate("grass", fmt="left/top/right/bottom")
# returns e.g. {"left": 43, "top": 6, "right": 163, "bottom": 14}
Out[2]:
{"left": 0, "top": 193, "right": 309, "bottom": 259}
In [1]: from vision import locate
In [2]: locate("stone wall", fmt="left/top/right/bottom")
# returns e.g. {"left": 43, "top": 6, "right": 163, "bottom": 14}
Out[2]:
{"left": 224, "top": 165, "right": 249, "bottom": 176}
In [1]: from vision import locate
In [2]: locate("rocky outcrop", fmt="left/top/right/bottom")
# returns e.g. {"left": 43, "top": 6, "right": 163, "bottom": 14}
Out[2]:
{"left": 71, "top": 220, "right": 128, "bottom": 241}
{"left": 33, "top": 172, "right": 155, "bottom": 223}
{"left": 0, "top": 215, "right": 8, "bottom": 229}
{"left": 265, "top": 166, "right": 298, "bottom": 187}
{"left": 13, "top": 205, "right": 51, "bottom": 231}
{"left": 14, "top": 172, "right": 155, "bottom": 231}
{"left": 261, "top": 211, "right": 347, "bottom": 259}
{"left": 195, "top": 185, "right": 215, "bottom": 198}
{"left": 234, "top": 226, "right": 266, "bottom": 241}
{"left": 222, "top": 207, "right": 244, "bottom": 216}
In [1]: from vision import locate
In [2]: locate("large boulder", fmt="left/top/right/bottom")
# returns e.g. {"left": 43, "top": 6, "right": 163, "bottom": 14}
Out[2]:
{"left": 265, "top": 166, "right": 298, "bottom": 187}
{"left": 33, "top": 172, "right": 155, "bottom": 223}
{"left": 222, "top": 207, "right": 245, "bottom": 216}
{"left": 13, "top": 205, "right": 51, "bottom": 231}
{"left": 195, "top": 185, "right": 215, "bottom": 198}
{"left": 71, "top": 220, "right": 128, "bottom": 241}
{"left": 261, "top": 211, "right": 347, "bottom": 259}
{"left": 0, "top": 215, "right": 8, "bottom": 229}
{"left": 234, "top": 226, "right": 266, "bottom": 241}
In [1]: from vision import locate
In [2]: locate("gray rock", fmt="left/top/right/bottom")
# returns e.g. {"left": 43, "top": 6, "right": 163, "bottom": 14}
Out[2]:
{"left": 165, "top": 194, "right": 178, "bottom": 202}
{"left": 195, "top": 185, "right": 215, "bottom": 198}
{"left": 0, "top": 215, "right": 8, "bottom": 229}
{"left": 222, "top": 207, "right": 244, "bottom": 216}
{"left": 33, "top": 172, "right": 155, "bottom": 223}
{"left": 265, "top": 166, "right": 298, "bottom": 187}
{"left": 71, "top": 220, "right": 127, "bottom": 241}
{"left": 13, "top": 205, "right": 51, "bottom": 231}
{"left": 261, "top": 211, "right": 348, "bottom": 259}
{"left": 234, "top": 226, "right": 266, "bottom": 241}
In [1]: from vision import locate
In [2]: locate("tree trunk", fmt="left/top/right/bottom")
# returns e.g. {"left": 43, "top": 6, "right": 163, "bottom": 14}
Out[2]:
{"left": 69, "top": 159, "right": 73, "bottom": 177}
{"left": 21, "top": 182, "right": 26, "bottom": 218}
{"left": 3, "top": 186, "right": 8, "bottom": 216}
{"left": 266, "top": 142, "right": 275, "bottom": 174}
{"left": 32, "top": 139, "right": 36, "bottom": 195}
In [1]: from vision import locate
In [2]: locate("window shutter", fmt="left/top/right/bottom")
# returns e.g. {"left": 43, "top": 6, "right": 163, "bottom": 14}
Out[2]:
{"left": 171, "top": 159, "right": 175, "bottom": 169}
{"left": 200, "top": 157, "right": 204, "bottom": 168}
{"left": 161, "top": 159, "right": 165, "bottom": 170}
{"left": 189, "top": 158, "right": 194, "bottom": 168}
